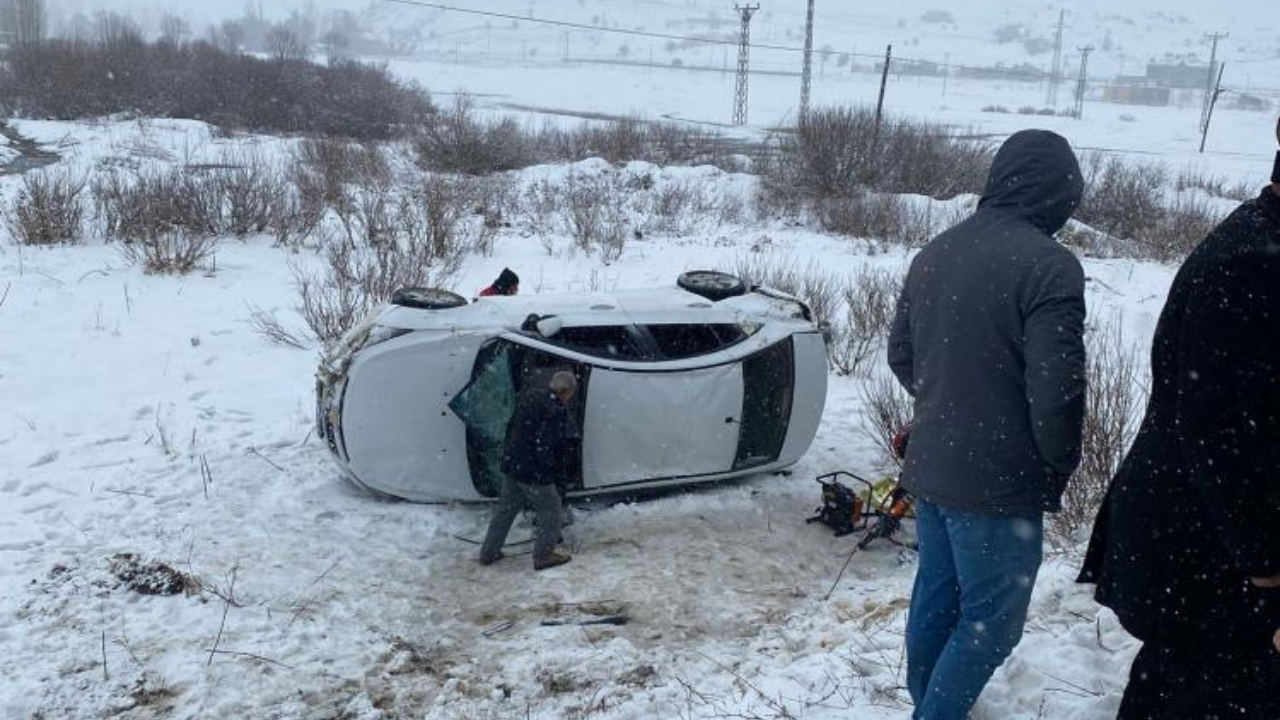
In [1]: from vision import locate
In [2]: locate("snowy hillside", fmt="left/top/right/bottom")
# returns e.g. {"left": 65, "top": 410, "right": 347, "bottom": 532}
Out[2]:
{"left": 0, "top": 116, "right": 1188, "bottom": 720}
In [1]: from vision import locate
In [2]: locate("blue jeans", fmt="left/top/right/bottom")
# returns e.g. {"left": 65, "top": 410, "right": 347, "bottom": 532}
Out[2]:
{"left": 906, "top": 499, "right": 1043, "bottom": 720}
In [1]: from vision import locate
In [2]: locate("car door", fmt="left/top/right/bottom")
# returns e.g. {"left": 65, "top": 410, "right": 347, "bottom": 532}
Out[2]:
{"left": 581, "top": 363, "right": 744, "bottom": 489}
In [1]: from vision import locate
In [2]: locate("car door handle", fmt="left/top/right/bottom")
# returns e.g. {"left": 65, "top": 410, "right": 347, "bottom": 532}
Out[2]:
{"left": 725, "top": 417, "right": 740, "bottom": 425}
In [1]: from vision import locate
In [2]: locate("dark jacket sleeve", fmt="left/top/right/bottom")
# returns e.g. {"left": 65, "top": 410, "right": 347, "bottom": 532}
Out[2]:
{"left": 1176, "top": 257, "right": 1280, "bottom": 577}
{"left": 1021, "top": 251, "right": 1087, "bottom": 478}
{"left": 887, "top": 278, "right": 916, "bottom": 395}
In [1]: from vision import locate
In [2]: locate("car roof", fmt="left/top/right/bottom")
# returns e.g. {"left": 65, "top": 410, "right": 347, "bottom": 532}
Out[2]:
{"left": 377, "top": 286, "right": 806, "bottom": 332}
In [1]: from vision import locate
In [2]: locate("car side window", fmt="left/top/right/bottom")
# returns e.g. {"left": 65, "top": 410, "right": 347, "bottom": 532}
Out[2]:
{"left": 549, "top": 326, "right": 647, "bottom": 361}
{"left": 645, "top": 324, "right": 749, "bottom": 360}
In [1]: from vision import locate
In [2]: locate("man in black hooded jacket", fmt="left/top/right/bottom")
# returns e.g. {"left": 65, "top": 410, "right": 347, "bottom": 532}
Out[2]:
{"left": 889, "top": 129, "right": 1087, "bottom": 720}
{"left": 1078, "top": 123, "right": 1280, "bottom": 719}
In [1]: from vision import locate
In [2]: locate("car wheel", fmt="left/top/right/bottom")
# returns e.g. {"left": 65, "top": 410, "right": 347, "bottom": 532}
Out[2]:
{"left": 391, "top": 287, "right": 468, "bottom": 310}
{"left": 677, "top": 271, "right": 747, "bottom": 301}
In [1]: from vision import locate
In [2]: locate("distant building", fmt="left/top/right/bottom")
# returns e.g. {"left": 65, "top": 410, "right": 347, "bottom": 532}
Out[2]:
{"left": 1103, "top": 85, "right": 1172, "bottom": 107}
{"left": 1229, "top": 93, "right": 1271, "bottom": 112}
{"left": 1146, "top": 56, "right": 1216, "bottom": 89}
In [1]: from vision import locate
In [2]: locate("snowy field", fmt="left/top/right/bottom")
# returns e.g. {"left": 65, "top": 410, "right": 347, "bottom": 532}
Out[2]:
{"left": 4, "top": 2, "right": 1280, "bottom": 715}
{"left": 0, "top": 113, "right": 1200, "bottom": 719}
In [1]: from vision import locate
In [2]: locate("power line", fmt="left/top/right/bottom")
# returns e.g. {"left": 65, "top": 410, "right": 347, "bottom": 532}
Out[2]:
{"left": 375, "top": 0, "right": 1102, "bottom": 85}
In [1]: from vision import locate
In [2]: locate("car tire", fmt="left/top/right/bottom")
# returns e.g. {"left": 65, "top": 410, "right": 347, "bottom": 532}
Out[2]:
{"left": 391, "top": 287, "right": 468, "bottom": 310}
{"left": 677, "top": 271, "right": 747, "bottom": 302}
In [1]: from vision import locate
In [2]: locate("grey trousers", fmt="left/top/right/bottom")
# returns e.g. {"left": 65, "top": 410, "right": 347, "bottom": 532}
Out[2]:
{"left": 479, "top": 476, "right": 564, "bottom": 565}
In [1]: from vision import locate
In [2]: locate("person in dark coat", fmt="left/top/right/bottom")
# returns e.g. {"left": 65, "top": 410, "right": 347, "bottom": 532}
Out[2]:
{"left": 479, "top": 371, "right": 578, "bottom": 571}
{"left": 1078, "top": 126, "right": 1280, "bottom": 719}
{"left": 888, "top": 129, "right": 1087, "bottom": 720}
{"left": 479, "top": 268, "right": 520, "bottom": 297}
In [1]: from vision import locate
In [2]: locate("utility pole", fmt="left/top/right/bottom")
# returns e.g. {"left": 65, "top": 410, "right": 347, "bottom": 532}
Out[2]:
{"left": 1200, "top": 32, "right": 1228, "bottom": 132}
{"left": 800, "top": 0, "right": 815, "bottom": 120}
{"left": 732, "top": 4, "right": 760, "bottom": 126}
{"left": 874, "top": 45, "right": 892, "bottom": 138}
{"left": 1199, "top": 62, "right": 1227, "bottom": 153}
{"left": 1046, "top": 10, "right": 1065, "bottom": 107}
{"left": 942, "top": 52, "right": 950, "bottom": 98}
{"left": 1074, "top": 45, "right": 1094, "bottom": 120}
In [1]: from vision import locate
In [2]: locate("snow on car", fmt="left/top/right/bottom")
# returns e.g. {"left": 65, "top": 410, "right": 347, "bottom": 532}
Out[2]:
{"left": 316, "top": 271, "right": 828, "bottom": 502}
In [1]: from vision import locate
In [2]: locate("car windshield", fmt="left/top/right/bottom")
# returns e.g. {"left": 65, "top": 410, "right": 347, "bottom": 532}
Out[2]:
{"left": 543, "top": 325, "right": 648, "bottom": 361}
{"left": 645, "top": 324, "right": 750, "bottom": 360}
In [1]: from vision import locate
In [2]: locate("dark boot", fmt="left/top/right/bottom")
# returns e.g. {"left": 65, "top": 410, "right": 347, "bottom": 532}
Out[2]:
{"left": 533, "top": 552, "right": 571, "bottom": 571}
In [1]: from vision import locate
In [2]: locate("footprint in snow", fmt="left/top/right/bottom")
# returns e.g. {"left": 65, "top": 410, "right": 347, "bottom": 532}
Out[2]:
{"left": 29, "top": 451, "right": 58, "bottom": 468}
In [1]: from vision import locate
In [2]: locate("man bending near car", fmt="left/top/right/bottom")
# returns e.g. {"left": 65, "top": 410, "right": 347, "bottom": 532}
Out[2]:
{"left": 479, "top": 371, "right": 578, "bottom": 571}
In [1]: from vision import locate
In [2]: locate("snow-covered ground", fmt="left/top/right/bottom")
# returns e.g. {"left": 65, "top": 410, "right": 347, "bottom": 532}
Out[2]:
{"left": 0, "top": 112, "right": 1200, "bottom": 719}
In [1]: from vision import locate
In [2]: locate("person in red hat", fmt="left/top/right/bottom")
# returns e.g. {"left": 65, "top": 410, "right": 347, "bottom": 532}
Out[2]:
{"left": 479, "top": 268, "right": 520, "bottom": 297}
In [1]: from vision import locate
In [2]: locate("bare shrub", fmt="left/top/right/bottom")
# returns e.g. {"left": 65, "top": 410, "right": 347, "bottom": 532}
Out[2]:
{"left": 213, "top": 151, "right": 280, "bottom": 237}
{"left": 290, "top": 138, "right": 391, "bottom": 245}
{"left": 1175, "top": 168, "right": 1254, "bottom": 202}
{"left": 817, "top": 192, "right": 937, "bottom": 247}
{"left": 518, "top": 179, "right": 561, "bottom": 249}
{"left": 246, "top": 303, "right": 309, "bottom": 349}
{"left": 295, "top": 233, "right": 462, "bottom": 345}
{"left": 828, "top": 267, "right": 903, "bottom": 377}
{"left": 1050, "top": 318, "right": 1147, "bottom": 547}
{"left": 1076, "top": 154, "right": 1169, "bottom": 241}
{"left": 562, "top": 172, "right": 630, "bottom": 261}
{"left": 1132, "top": 193, "right": 1222, "bottom": 262}
{"left": 3, "top": 37, "right": 431, "bottom": 139}
{"left": 268, "top": 190, "right": 321, "bottom": 249}
{"left": 763, "top": 106, "right": 992, "bottom": 203}
{"left": 293, "top": 174, "right": 483, "bottom": 344}
{"left": 121, "top": 231, "right": 218, "bottom": 274}
{"left": 91, "top": 167, "right": 223, "bottom": 242}
{"left": 731, "top": 254, "right": 841, "bottom": 327}
{"left": 415, "top": 94, "right": 531, "bottom": 175}
{"left": 4, "top": 169, "right": 87, "bottom": 245}
{"left": 860, "top": 372, "right": 914, "bottom": 471}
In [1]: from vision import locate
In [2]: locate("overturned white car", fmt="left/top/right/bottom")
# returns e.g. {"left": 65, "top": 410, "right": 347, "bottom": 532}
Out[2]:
{"left": 316, "top": 272, "right": 828, "bottom": 502}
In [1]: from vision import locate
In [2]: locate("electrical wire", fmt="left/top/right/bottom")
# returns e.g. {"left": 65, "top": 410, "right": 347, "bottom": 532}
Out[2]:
{"left": 376, "top": 0, "right": 1101, "bottom": 84}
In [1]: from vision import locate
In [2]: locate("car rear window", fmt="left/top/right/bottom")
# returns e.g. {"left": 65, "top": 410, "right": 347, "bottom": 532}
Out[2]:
{"left": 645, "top": 324, "right": 749, "bottom": 360}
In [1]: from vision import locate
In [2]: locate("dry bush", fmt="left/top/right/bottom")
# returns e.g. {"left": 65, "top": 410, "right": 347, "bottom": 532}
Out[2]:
{"left": 415, "top": 95, "right": 532, "bottom": 176}
{"left": 398, "top": 174, "right": 500, "bottom": 258}
{"left": 1076, "top": 154, "right": 1169, "bottom": 241}
{"left": 3, "top": 37, "right": 431, "bottom": 140}
{"left": 213, "top": 151, "right": 280, "bottom": 237}
{"left": 533, "top": 116, "right": 739, "bottom": 170}
{"left": 290, "top": 139, "right": 392, "bottom": 246}
{"left": 295, "top": 233, "right": 462, "bottom": 345}
{"left": 562, "top": 172, "right": 630, "bottom": 261}
{"left": 4, "top": 169, "right": 87, "bottom": 245}
{"left": 761, "top": 106, "right": 991, "bottom": 204}
{"left": 294, "top": 174, "right": 485, "bottom": 344}
{"left": 1132, "top": 193, "right": 1222, "bottom": 263}
{"left": 731, "top": 254, "right": 841, "bottom": 327}
{"left": 91, "top": 168, "right": 222, "bottom": 242}
{"left": 859, "top": 372, "right": 914, "bottom": 471}
{"left": 1050, "top": 318, "right": 1148, "bottom": 548}
{"left": 246, "top": 303, "right": 309, "bottom": 349}
{"left": 518, "top": 179, "right": 561, "bottom": 248}
{"left": 121, "top": 231, "right": 218, "bottom": 274}
{"left": 828, "top": 267, "right": 903, "bottom": 377}
{"left": 268, "top": 190, "right": 322, "bottom": 249}
{"left": 818, "top": 192, "right": 936, "bottom": 247}
{"left": 1175, "top": 168, "right": 1254, "bottom": 202}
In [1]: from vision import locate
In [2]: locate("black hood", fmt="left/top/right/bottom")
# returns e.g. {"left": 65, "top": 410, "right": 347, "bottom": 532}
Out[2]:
{"left": 978, "top": 129, "right": 1084, "bottom": 234}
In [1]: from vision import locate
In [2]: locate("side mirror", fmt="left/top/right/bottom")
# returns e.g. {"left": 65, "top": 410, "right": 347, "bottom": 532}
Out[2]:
{"left": 536, "top": 316, "right": 564, "bottom": 338}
